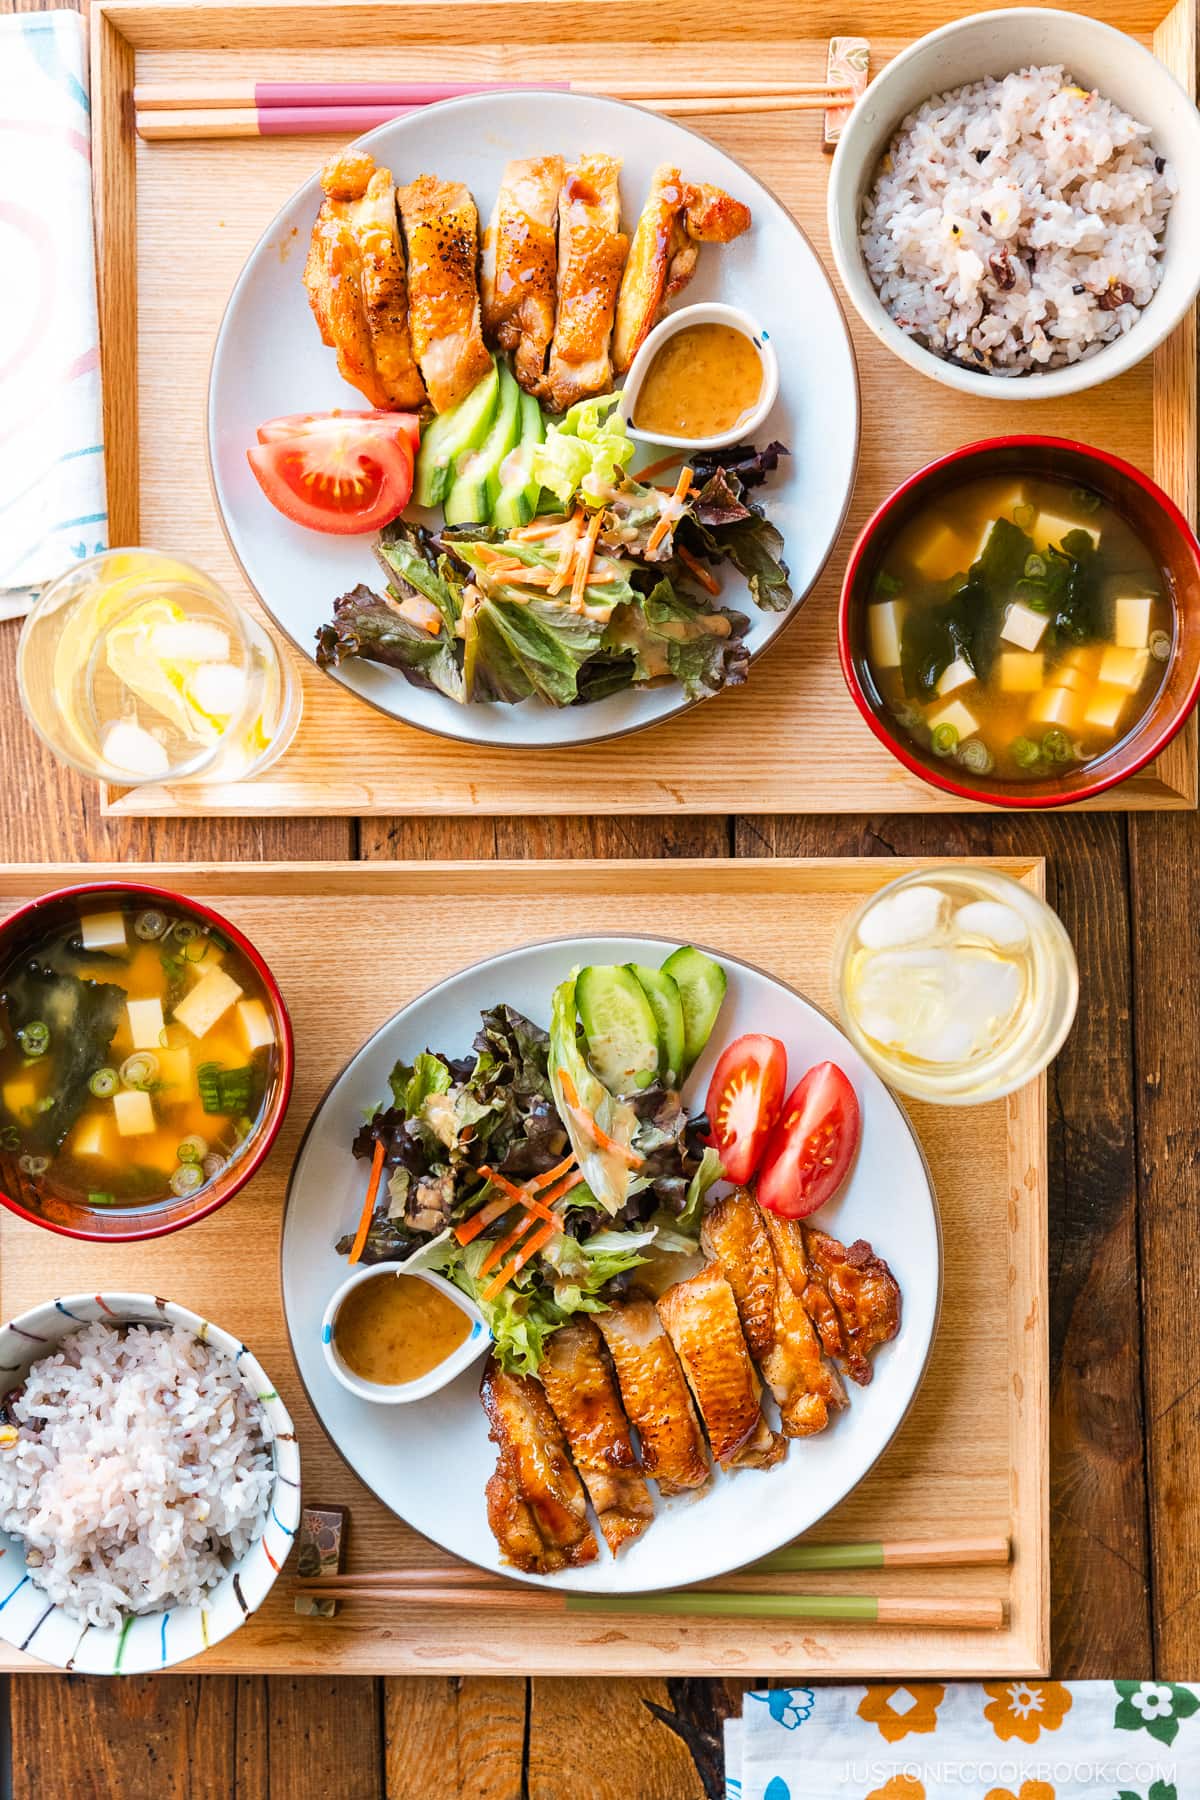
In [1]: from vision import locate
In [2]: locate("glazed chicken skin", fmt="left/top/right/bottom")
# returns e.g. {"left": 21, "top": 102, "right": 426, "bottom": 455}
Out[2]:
{"left": 538, "top": 1318, "right": 654, "bottom": 1554}
{"left": 594, "top": 1297, "right": 710, "bottom": 1495}
{"left": 612, "top": 168, "right": 753, "bottom": 374}
{"left": 542, "top": 154, "right": 629, "bottom": 412}
{"left": 702, "top": 1190, "right": 845, "bottom": 1437}
{"left": 396, "top": 174, "right": 493, "bottom": 412}
{"left": 480, "top": 155, "right": 563, "bottom": 396}
{"left": 656, "top": 1263, "right": 785, "bottom": 1471}
{"left": 803, "top": 1228, "right": 902, "bottom": 1385}
{"left": 303, "top": 150, "right": 427, "bottom": 410}
{"left": 481, "top": 1358, "right": 598, "bottom": 1573}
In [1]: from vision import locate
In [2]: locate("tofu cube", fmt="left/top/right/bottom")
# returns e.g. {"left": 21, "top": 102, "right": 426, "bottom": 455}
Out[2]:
{"left": 72, "top": 1115, "right": 110, "bottom": 1159}
{"left": 1032, "top": 510, "right": 1100, "bottom": 554}
{"left": 1098, "top": 645, "right": 1149, "bottom": 692}
{"left": 113, "top": 1088, "right": 155, "bottom": 1137}
{"left": 1084, "top": 684, "right": 1130, "bottom": 733}
{"left": 926, "top": 697, "right": 980, "bottom": 741}
{"left": 967, "top": 493, "right": 1026, "bottom": 566}
{"left": 910, "top": 522, "right": 970, "bottom": 581}
{"left": 1062, "top": 642, "right": 1102, "bottom": 677}
{"left": 1001, "top": 602, "right": 1049, "bottom": 652}
{"left": 1030, "top": 686, "right": 1085, "bottom": 731}
{"left": 2, "top": 1079, "right": 36, "bottom": 1118}
{"left": 187, "top": 942, "right": 225, "bottom": 984}
{"left": 1114, "top": 596, "right": 1154, "bottom": 649}
{"left": 936, "top": 657, "right": 975, "bottom": 697}
{"left": 867, "top": 600, "right": 904, "bottom": 669}
{"left": 173, "top": 965, "right": 243, "bottom": 1040}
{"left": 80, "top": 910, "right": 127, "bottom": 951}
{"left": 237, "top": 998, "right": 275, "bottom": 1053}
{"left": 1053, "top": 663, "right": 1091, "bottom": 694}
{"left": 999, "top": 652, "right": 1044, "bottom": 693}
{"left": 126, "top": 997, "right": 165, "bottom": 1051}
{"left": 157, "top": 1048, "right": 194, "bottom": 1100}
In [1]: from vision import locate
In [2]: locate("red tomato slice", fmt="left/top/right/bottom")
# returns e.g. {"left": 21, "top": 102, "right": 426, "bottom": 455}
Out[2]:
{"left": 257, "top": 410, "right": 422, "bottom": 456}
{"left": 756, "top": 1061, "right": 860, "bottom": 1219}
{"left": 247, "top": 423, "right": 413, "bottom": 535}
{"left": 703, "top": 1034, "right": 788, "bottom": 1185}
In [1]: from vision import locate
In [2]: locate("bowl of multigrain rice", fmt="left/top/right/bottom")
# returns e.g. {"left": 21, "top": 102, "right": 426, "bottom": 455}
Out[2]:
{"left": 828, "top": 9, "right": 1200, "bottom": 397}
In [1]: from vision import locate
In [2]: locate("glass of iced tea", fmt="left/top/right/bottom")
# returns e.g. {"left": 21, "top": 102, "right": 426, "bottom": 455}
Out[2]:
{"left": 16, "top": 549, "right": 300, "bottom": 787}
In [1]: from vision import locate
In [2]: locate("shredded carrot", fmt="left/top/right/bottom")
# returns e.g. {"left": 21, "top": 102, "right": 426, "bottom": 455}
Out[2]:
{"left": 635, "top": 450, "right": 686, "bottom": 484}
{"left": 535, "top": 1172, "right": 584, "bottom": 1209}
{"left": 547, "top": 509, "right": 583, "bottom": 596}
{"left": 453, "top": 1190, "right": 512, "bottom": 1246}
{"left": 678, "top": 544, "right": 721, "bottom": 596}
{"left": 481, "top": 1217, "right": 561, "bottom": 1302}
{"left": 511, "top": 520, "right": 566, "bottom": 542}
{"left": 557, "top": 1070, "right": 644, "bottom": 1168}
{"left": 479, "top": 1211, "right": 538, "bottom": 1276}
{"left": 347, "top": 1139, "right": 387, "bottom": 1265}
{"left": 477, "top": 1165, "right": 526, "bottom": 1202}
{"left": 645, "top": 466, "right": 693, "bottom": 558}
{"left": 529, "top": 1152, "right": 578, "bottom": 1193}
{"left": 570, "top": 507, "right": 606, "bottom": 606}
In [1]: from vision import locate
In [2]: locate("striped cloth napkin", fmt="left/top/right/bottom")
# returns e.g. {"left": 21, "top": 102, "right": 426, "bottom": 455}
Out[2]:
{"left": 724, "top": 1681, "right": 1198, "bottom": 1800}
{"left": 0, "top": 10, "right": 107, "bottom": 618}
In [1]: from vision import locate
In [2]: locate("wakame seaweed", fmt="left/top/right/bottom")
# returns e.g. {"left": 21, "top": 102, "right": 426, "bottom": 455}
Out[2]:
{"left": 0, "top": 962, "right": 125, "bottom": 1154}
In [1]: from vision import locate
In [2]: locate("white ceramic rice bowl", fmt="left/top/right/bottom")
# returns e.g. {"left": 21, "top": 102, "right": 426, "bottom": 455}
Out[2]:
{"left": 0, "top": 1293, "right": 300, "bottom": 1673}
{"left": 828, "top": 8, "right": 1200, "bottom": 397}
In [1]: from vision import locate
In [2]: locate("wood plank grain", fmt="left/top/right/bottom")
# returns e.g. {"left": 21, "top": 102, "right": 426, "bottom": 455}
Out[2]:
{"left": 384, "top": 1678, "right": 524, "bottom": 1800}
{"left": 735, "top": 813, "right": 1152, "bottom": 1678}
{"left": 527, "top": 1679, "right": 744, "bottom": 1800}
{"left": 8, "top": 1675, "right": 239, "bottom": 1800}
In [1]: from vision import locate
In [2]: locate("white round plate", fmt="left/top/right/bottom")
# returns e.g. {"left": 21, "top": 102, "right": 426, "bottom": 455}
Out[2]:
{"left": 280, "top": 934, "right": 940, "bottom": 1593}
{"left": 208, "top": 90, "right": 860, "bottom": 749}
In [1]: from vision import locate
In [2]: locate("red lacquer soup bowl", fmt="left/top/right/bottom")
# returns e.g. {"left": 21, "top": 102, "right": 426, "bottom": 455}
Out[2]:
{"left": 838, "top": 436, "right": 1200, "bottom": 807}
{"left": 0, "top": 881, "right": 293, "bottom": 1241}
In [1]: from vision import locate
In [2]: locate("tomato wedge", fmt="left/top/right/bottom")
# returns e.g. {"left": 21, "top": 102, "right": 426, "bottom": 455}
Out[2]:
{"left": 247, "top": 418, "right": 414, "bottom": 535}
{"left": 257, "top": 410, "right": 421, "bottom": 456}
{"left": 756, "top": 1061, "right": 860, "bottom": 1219}
{"left": 703, "top": 1034, "right": 787, "bottom": 1185}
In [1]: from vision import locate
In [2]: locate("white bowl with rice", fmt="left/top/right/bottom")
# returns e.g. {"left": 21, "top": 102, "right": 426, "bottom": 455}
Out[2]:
{"left": 0, "top": 1293, "right": 300, "bottom": 1673}
{"left": 828, "top": 9, "right": 1200, "bottom": 396}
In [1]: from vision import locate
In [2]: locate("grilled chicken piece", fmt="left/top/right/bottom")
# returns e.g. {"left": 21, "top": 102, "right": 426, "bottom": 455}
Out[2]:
{"left": 480, "top": 155, "right": 563, "bottom": 396}
{"left": 542, "top": 154, "right": 629, "bottom": 412}
{"left": 703, "top": 1190, "right": 845, "bottom": 1437}
{"left": 594, "top": 1298, "right": 710, "bottom": 1496}
{"left": 396, "top": 174, "right": 493, "bottom": 412}
{"left": 803, "top": 1229, "right": 902, "bottom": 1385}
{"left": 656, "top": 1264, "right": 785, "bottom": 1471}
{"left": 539, "top": 1318, "right": 654, "bottom": 1554}
{"left": 303, "top": 150, "right": 426, "bottom": 411}
{"left": 612, "top": 170, "right": 752, "bottom": 374}
{"left": 480, "top": 1358, "right": 598, "bottom": 1573}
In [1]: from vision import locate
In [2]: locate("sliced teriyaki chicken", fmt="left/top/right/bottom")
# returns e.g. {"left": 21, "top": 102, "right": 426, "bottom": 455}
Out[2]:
{"left": 612, "top": 169, "right": 753, "bottom": 374}
{"left": 803, "top": 1228, "right": 902, "bottom": 1386}
{"left": 702, "top": 1189, "right": 845, "bottom": 1437}
{"left": 480, "top": 1358, "right": 598, "bottom": 1573}
{"left": 541, "top": 154, "right": 629, "bottom": 412}
{"left": 656, "top": 1264, "right": 785, "bottom": 1471}
{"left": 594, "top": 1297, "right": 710, "bottom": 1496}
{"left": 480, "top": 155, "right": 563, "bottom": 396}
{"left": 303, "top": 150, "right": 427, "bottom": 410}
{"left": 395, "top": 174, "right": 493, "bottom": 412}
{"left": 538, "top": 1318, "right": 654, "bottom": 1554}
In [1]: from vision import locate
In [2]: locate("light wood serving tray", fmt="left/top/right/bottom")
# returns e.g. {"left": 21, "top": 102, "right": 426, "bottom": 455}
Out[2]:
{"left": 90, "top": 0, "right": 1197, "bottom": 819}
{"left": 0, "top": 857, "right": 1048, "bottom": 1677}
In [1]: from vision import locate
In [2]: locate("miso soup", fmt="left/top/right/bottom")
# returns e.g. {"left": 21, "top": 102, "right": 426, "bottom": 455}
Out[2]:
{"left": 0, "top": 900, "right": 279, "bottom": 1212}
{"left": 862, "top": 474, "right": 1173, "bottom": 785}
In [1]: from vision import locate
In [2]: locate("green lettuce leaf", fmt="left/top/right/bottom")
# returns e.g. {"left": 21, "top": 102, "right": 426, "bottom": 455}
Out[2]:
{"left": 532, "top": 394, "right": 636, "bottom": 510}
{"left": 389, "top": 1050, "right": 453, "bottom": 1117}
{"left": 676, "top": 1145, "right": 725, "bottom": 1234}
{"left": 315, "top": 584, "right": 466, "bottom": 703}
{"left": 472, "top": 595, "right": 610, "bottom": 706}
{"left": 604, "top": 579, "right": 751, "bottom": 700}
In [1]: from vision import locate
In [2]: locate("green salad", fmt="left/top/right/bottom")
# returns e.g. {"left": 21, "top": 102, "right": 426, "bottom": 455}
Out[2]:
{"left": 336, "top": 948, "right": 729, "bottom": 1374}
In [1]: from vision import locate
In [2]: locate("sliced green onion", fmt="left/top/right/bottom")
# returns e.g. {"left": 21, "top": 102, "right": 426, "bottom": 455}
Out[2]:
{"left": 120, "top": 1051, "right": 159, "bottom": 1090}
{"left": 171, "top": 920, "right": 203, "bottom": 945}
{"left": 87, "top": 1191, "right": 115, "bottom": 1206}
{"left": 891, "top": 703, "right": 921, "bottom": 731}
{"left": 931, "top": 723, "right": 959, "bottom": 757}
{"left": 134, "top": 910, "right": 168, "bottom": 941}
{"left": 202, "top": 1153, "right": 225, "bottom": 1182}
{"left": 197, "top": 1063, "right": 222, "bottom": 1113}
{"left": 1150, "top": 629, "right": 1171, "bottom": 661}
{"left": 170, "top": 1163, "right": 205, "bottom": 1197}
{"left": 1011, "top": 736, "right": 1042, "bottom": 769}
{"left": 17, "top": 1155, "right": 48, "bottom": 1176}
{"left": 182, "top": 938, "right": 210, "bottom": 964}
{"left": 0, "top": 1127, "right": 19, "bottom": 1152}
{"left": 88, "top": 1067, "right": 119, "bottom": 1099}
{"left": 1070, "top": 486, "right": 1102, "bottom": 513}
{"left": 235, "top": 1115, "right": 254, "bottom": 1142}
{"left": 176, "top": 1135, "right": 208, "bottom": 1165}
{"left": 16, "top": 1022, "right": 49, "bottom": 1058}
{"left": 958, "top": 738, "right": 994, "bottom": 775}
{"left": 33, "top": 1097, "right": 53, "bottom": 1114}
{"left": 873, "top": 570, "right": 902, "bottom": 597}
{"left": 1013, "top": 502, "right": 1035, "bottom": 530}
{"left": 1071, "top": 739, "right": 1089, "bottom": 761}
{"left": 1023, "top": 554, "right": 1047, "bottom": 580}
{"left": 1042, "top": 728, "right": 1074, "bottom": 763}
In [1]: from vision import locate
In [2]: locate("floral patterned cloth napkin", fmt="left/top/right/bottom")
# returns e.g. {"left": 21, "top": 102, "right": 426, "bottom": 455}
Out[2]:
{"left": 723, "top": 1681, "right": 1198, "bottom": 1800}
{"left": 0, "top": 11, "right": 107, "bottom": 618}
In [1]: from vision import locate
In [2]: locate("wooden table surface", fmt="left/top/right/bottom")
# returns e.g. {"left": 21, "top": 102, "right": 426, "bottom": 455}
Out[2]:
{"left": 4, "top": 0, "right": 1200, "bottom": 1792}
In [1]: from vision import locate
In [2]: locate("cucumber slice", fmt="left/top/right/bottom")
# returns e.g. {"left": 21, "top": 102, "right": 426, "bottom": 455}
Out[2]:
{"left": 576, "top": 964, "right": 661, "bottom": 1096}
{"left": 443, "top": 361, "right": 520, "bottom": 525}
{"left": 414, "top": 360, "right": 499, "bottom": 508}
{"left": 660, "top": 946, "right": 727, "bottom": 1080}
{"left": 627, "top": 963, "right": 686, "bottom": 1089}
{"left": 492, "top": 390, "right": 546, "bottom": 529}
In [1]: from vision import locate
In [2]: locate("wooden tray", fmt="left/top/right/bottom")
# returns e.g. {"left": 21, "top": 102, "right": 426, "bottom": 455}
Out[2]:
{"left": 90, "top": 0, "right": 1197, "bottom": 820}
{"left": 0, "top": 857, "right": 1047, "bottom": 1676}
